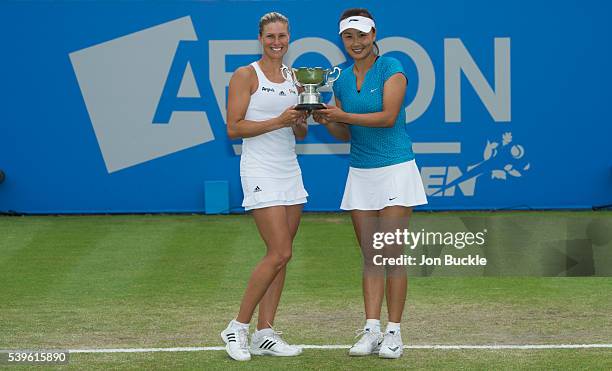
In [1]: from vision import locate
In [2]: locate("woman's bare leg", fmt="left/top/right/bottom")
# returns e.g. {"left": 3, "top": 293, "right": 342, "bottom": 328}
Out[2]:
{"left": 257, "top": 204, "right": 303, "bottom": 329}
{"left": 236, "top": 206, "right": 294, "bottom": 324}
{"left": 379, "top": 205, "right": 413, "bottom": 323}
{"left": 352, "top": 210, "right": 385, "bottom": 320}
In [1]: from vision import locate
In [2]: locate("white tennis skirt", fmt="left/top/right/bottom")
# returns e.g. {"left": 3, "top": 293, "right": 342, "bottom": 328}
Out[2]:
{"left": 241, "top": 174, "right": 308, "bottom": 211}
{"left": 341, "top": 160, "right": 428, "bottom": 211}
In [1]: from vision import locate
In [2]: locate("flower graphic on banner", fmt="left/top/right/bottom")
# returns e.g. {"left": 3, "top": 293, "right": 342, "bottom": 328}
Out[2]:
{"left": 481, "top": 132, "right": 530, "bottom": 181}
{"left": 431, "top": 132, "right": 530, "bottom": 196}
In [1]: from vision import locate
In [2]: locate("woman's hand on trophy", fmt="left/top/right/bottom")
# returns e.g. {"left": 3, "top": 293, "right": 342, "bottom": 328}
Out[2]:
{"left": 300, "top": 110, "right": 310, "bottom": 124}
{"left": 312, "top": 110, "right": 331, "bottom": 125}
{"left": 290, "top": 110, "right": 309, "bottom": 140}
{"left": 292, "top": 111, "right": 309, "bottom": 127}
{"left": 316, "top": 104, "right": 348, "bottom": 124}
{"left": 278, "top": 106, "right": 305, "bottom": 127}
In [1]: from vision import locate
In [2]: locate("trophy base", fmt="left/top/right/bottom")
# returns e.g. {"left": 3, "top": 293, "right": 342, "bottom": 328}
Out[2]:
{"left": 295, "top": 103, "right": 325, "bottom": 111}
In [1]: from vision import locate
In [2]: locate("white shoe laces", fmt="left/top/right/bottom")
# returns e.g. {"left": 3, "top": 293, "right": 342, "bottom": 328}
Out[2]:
{"left": 237, "top": 327, "right": 249, "bottom": 350}
{"left": 354, "top": 328, "right": 378, "bottom": 345}
{"left": 267, "top": 324, "right": 289, "bottom": 347}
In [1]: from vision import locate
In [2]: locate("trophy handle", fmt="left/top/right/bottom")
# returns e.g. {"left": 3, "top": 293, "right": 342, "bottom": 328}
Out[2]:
{"left": 281, "top": 65, "right": 291, "bottom": 81}
{"left": 324, "top": 66, "right": 341, "bottom": 86}
{"left": 281, "top": 66, "right": 301, "bottom": 87}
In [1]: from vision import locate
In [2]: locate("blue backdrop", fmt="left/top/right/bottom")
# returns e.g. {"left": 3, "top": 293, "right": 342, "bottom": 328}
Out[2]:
{"left": 1, "top": 0, "right": 611, "bottom": 213}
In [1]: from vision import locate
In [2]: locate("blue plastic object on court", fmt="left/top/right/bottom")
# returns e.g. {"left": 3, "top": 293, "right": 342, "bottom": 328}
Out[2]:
{"left": 204, "top": 181, "right": 229, "bottom": 215}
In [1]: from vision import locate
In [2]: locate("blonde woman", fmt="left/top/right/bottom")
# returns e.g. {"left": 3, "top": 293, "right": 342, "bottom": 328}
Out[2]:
{"left": 220, "top": 12, "right": 308, "bottom": 361}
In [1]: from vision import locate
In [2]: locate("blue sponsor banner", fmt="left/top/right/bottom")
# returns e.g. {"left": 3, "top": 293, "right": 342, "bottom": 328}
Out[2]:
{"left": 0, "top": 0, "right": 610, "bottom": 213}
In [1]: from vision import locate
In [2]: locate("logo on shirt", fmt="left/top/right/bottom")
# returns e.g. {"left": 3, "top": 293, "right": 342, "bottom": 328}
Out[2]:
{"left": 261, "top": 86, "right": 275, "bottom": 93}
{"left": 279, "top": 91, "right": 286, "bottom": 96}
{"left": 254, "top": 186, "right": 262, "bottom": 193}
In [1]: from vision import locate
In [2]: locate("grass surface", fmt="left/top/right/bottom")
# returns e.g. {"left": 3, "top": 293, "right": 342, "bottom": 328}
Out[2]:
{"left": 0, "top": 212, "right": 611, "bottom": 369}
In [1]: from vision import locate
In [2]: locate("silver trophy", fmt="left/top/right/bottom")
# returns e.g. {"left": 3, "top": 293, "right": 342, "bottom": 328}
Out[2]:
{"left": 281, "top": 66, "right": 341, "bottom": 110}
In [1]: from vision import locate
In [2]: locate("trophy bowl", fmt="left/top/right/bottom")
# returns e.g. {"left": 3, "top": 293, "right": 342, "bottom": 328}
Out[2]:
{"left": 294, "top": 67, "right": 327, "bottom": 85}
{"left": 282, "top": 66, "right": 341, "bottom": 110}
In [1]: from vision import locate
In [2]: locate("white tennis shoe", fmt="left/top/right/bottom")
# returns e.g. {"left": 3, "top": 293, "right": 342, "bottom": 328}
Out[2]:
{"left": 378, "top": 330, "right": 403, "bottom": 359}
{"left": 249, "top": 327, "right": 302, "bottom": 357}
{"left": 348, "top": 328, "right": 384, "bottom": 356}
{"left": 220, "top": 321, "right": 251, "bottom": 361}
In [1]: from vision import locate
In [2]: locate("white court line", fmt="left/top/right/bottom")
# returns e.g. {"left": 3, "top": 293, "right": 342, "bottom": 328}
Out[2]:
{"left": 47, "top": 344, "right": 612, "bottom": 353}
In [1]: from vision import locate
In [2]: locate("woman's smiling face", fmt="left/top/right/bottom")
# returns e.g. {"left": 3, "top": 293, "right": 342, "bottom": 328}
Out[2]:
{"left": 340, "top": 28, "right": 376, "bottom": 61}
{"left": 259, "top": 21, "right": 289, "bottom": 59}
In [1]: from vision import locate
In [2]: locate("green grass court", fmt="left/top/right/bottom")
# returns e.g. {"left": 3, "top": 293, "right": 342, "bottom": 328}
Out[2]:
{"left": 1, "top": 212, "right": 611, "bottom": 369}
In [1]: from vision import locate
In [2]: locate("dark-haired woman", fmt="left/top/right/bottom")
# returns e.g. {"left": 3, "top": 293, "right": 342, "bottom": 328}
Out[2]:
{"left": 314, "top": 8, "right": 427, "bottom": 359}
{"left": 220, "top": 12, "right": 307, "bottom": 361}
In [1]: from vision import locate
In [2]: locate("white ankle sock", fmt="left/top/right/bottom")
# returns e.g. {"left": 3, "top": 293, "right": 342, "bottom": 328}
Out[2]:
{"left": 253, "top": 327, "right": 274, "bottom": 340}
{"left": 231, "top": 319, "right": 249, "bottom": 329}
{"left": 386, "top": 321, "right": 401, "bottom": 334}
{"left": 365, "top": 319, "right": 381, "bottom": 333}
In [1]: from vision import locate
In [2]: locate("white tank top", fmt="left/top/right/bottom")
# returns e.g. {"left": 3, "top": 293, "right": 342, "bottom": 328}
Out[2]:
{"left": 240, "top": 61, "right": 301, "bottom": 178}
